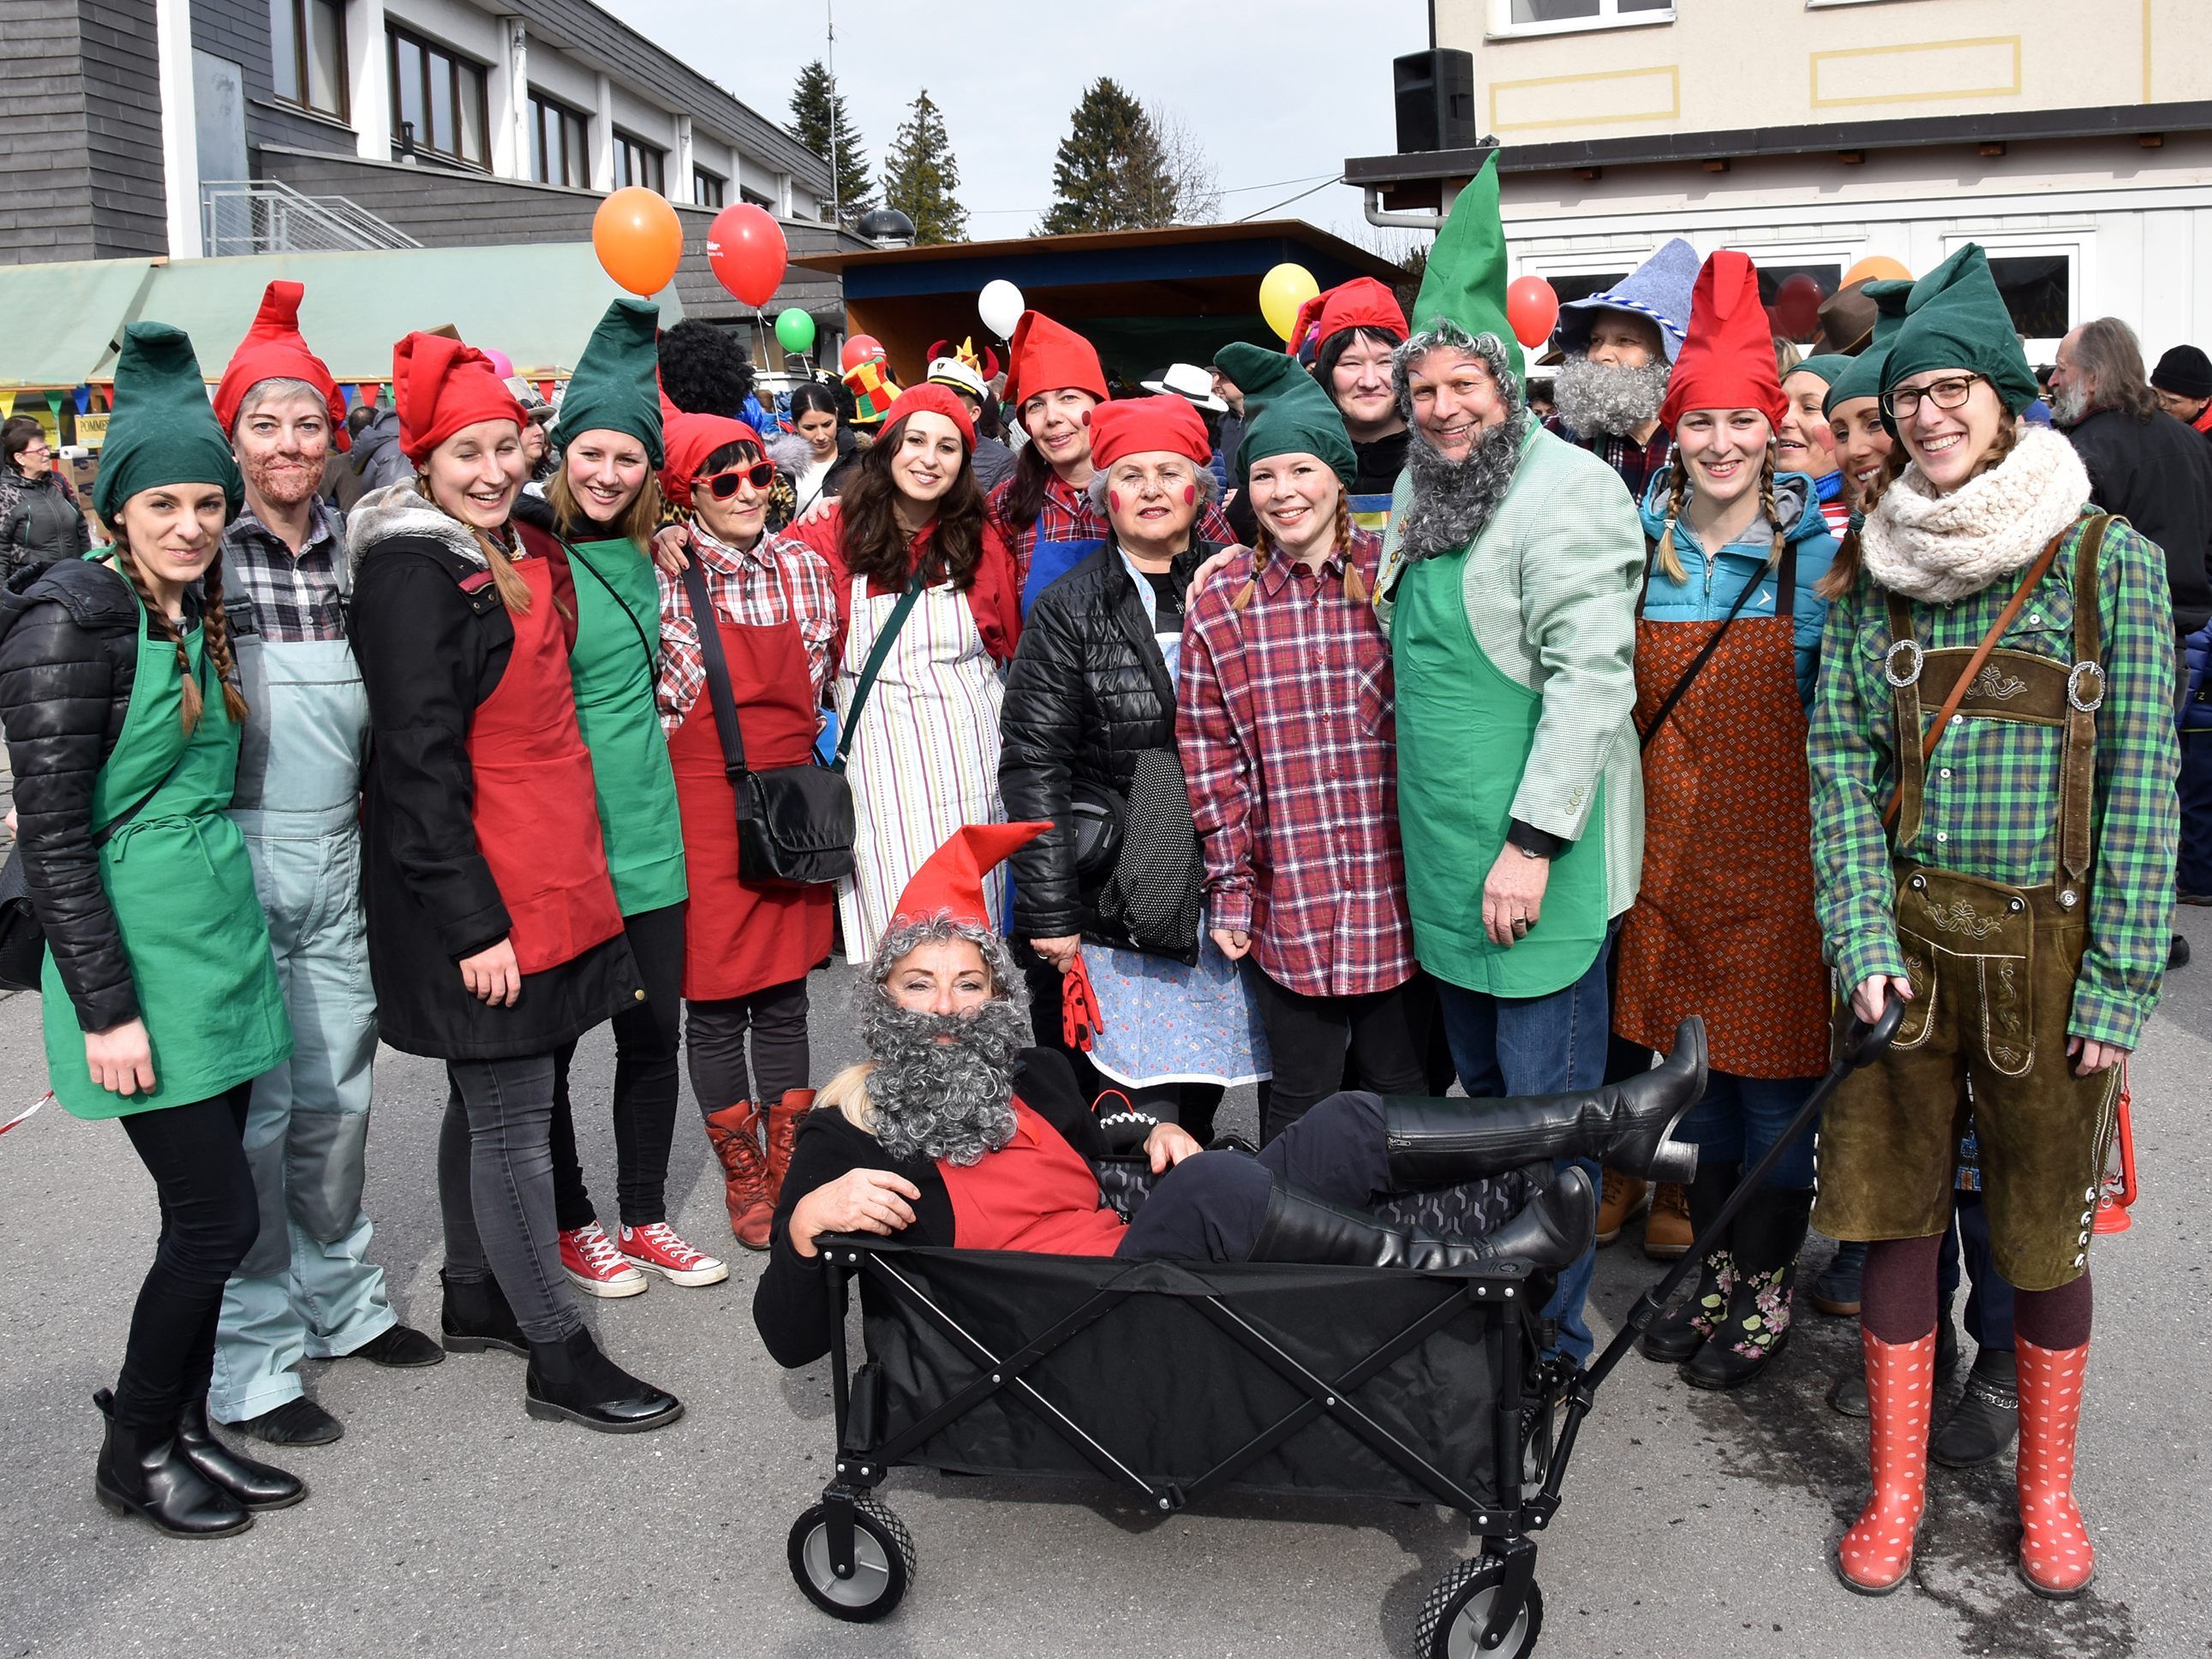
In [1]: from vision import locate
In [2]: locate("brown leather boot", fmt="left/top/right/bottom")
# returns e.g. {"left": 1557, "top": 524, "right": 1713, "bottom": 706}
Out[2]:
{"left": 702, "top": 1101, "right": 774, "bottom": 1250}
{"left": 763, "top": 1089, "right": 816, "bottom": 1207}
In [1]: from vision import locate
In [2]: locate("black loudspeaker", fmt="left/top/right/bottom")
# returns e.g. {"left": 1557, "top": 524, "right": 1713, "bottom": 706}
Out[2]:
{"left": 1394, "top": 49, "right": 1477, "bottom": 154}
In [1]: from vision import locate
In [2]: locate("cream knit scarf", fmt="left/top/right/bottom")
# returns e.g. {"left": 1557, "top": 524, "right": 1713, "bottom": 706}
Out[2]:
{"left": 1859, "top": 426, "right": 2090, "bottom": 604}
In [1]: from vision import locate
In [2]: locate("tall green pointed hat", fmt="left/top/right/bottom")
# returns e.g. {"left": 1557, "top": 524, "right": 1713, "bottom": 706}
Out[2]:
{"left": 1216, "top": 341, "right": 1356, "bottom": 488}
{"left": 1407, "top": 149, "right": 1521, "bottom": 380}
{"left": 552, "top": 297, "right": 664, "bottom": 468}
{"left": 1880, "top": 244, "right": 2039, "bottom": 415}
{"left": 93, "top": 322, "right": 242, "bottom": 522}
{"left": 1823, "top": 279, "right": 1914, "bottom": 415}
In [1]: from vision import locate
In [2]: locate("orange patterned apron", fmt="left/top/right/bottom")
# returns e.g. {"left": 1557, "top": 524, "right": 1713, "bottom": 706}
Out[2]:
{"left": 1612, "top": 538, "right": 1830, "bottom": 1077}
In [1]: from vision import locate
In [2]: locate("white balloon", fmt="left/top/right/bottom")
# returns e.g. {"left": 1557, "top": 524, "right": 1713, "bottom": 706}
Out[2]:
{"left": 977, "top": 279, "right": 1025, "bottom": 341}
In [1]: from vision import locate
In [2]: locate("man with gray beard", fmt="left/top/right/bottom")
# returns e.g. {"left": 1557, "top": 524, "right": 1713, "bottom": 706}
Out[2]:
{"left": 751, "top": 825, "right": 1712, "bottom": 1371}
{"left": 1543, "top": 237, "right": 1700, "bottom": 504}
{"left": 1373, "top": 154, "right": 1646, "bottom": 1366}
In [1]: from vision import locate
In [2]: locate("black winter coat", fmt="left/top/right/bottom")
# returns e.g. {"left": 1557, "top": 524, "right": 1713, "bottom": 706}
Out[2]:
{"left": 0, "top": 558, "right": 176, "bottom": 1030}
{"left": 347, "top": 486, "right": 639, "bottom": 1061}
{"left": 999, "top": 540, "right": 1215, "bottom": 941}
{"left": 2065, "top": 407, "right": 2212, "bottom": 632}
{"left": 2, "top": 472, "right": 91, "bottom": 573}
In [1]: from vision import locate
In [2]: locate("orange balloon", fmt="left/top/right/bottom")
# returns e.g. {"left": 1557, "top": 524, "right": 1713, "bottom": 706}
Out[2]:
{"left": 1843, "top": 255, "right": 1912, "bottom": 288}
{"left": 593, "top": 187, "right": 685, "bottom": 296}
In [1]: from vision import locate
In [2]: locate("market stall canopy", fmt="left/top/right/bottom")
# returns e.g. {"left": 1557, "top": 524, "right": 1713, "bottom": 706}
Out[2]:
{"left": 0, "top": 244, "right": 682, "bottom": 389}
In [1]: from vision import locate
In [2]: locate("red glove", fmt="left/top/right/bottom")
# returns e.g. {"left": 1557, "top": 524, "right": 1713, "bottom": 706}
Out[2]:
{"left": 1061, "top": 955, "right": 1104, "bottom": 1053}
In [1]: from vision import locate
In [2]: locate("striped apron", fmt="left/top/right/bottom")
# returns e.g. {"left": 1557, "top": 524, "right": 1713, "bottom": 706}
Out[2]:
{"left": 834, "top": 573, "right": 1007, "bottom": 961}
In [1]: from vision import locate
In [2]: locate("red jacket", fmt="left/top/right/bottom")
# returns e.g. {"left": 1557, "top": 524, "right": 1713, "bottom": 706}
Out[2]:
{"left": 788, "top": 501, "right": 1022, "bottom": 665}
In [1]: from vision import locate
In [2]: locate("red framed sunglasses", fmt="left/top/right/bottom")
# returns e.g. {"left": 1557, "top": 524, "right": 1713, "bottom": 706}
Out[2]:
{"left": 699, "top": 461, "right": 776, "bottom": 498}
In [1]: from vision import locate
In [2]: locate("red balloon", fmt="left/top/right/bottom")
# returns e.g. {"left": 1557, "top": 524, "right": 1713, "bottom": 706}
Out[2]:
{"left": 705, "top": 204, "right": 788, "bottom": 308}
{"left": 1506, "top": 276, "right": 1561, "bottom": 349}
{"left": 840, "top": 334, "right": 884, "bottom": 373}
{"left": 1773, "top": 273, "right": 1825, "bottom": 341}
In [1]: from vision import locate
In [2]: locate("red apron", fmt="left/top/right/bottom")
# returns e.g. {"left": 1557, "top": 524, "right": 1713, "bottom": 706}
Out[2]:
{"left": 1612, "top": 543, "right": 1830, "bottom": 1077}
{"left": 667, "top": 610, "right": 835, "bottom": 1000}
{"left": 938, "top": 1100, "right": 1127, "bottom": 1256}
{"left": 465, "top": 545, "right": 626, "bottom": 975}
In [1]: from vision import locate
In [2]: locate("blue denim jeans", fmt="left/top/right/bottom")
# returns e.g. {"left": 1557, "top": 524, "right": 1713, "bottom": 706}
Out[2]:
{"left": 1433, "top": 922, "right": 1618, "bottom": 1362}
{"left": 1939, "top": 1191, "right": 2016, "bottom": 1351}
{"left": 2177, "top": 728, "right": 2212, "bottom": 898}
{"left": 1677, "top": 1070, "right": 1820, "bottom": 1190}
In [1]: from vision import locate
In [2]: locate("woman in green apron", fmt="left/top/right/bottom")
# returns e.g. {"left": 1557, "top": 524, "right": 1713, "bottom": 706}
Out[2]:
{"left": 0, "top": 322, "right": 296, "bottom": 1537}
{"left": 518, "top": 299, "right": 726, "bottom": 1299}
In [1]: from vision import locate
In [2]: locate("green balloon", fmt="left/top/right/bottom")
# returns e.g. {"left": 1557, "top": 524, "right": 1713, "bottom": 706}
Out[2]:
{"left": 775, "top": 307, "right": 816, "bottom": 355}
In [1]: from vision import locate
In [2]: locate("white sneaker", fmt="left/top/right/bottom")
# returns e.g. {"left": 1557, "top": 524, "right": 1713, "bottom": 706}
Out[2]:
{"left": 559, "top": 1222, "right": 648, "bottom": 1298}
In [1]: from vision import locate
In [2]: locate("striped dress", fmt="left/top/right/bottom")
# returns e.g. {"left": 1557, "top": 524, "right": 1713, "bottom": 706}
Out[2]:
{"left": 834, "top": 573, "right": 1007, "bottom": 960}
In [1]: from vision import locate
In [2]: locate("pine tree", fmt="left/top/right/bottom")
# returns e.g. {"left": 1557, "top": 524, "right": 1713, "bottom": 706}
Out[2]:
{"left": 788, "top": 59, "right": 874, "bottom": 223}
{"left": 882, "top": 90, "right": 967, "bottom": 245}
{"left": 1040, "top": 78, "right": 1179, "bottom": 235}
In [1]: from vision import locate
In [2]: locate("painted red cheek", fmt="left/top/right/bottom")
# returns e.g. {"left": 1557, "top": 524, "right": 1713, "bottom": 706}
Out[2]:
{"left": 1183, "top": 485, "right": 1197, "bottom": 504}
{"left": 1108, "top": 490, "right": 1121, "bottom": 513}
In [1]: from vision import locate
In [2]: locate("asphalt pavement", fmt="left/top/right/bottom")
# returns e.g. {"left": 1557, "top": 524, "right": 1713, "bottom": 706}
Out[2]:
{"left": 3, "top": 916, "right": 2209, "bottom": 1659}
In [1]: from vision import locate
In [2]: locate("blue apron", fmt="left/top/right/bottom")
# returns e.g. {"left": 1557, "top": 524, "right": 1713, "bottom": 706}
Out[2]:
{"left": 1021, "top": 537, "right": 1107, "bottom": 616}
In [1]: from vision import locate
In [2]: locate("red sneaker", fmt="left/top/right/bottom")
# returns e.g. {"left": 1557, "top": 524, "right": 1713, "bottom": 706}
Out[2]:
{"left": 559, "top": 1222, "right": 647, "bottom": 1298}
{"left": 619, "top": 1223, "right": 730, "bottom": 1288}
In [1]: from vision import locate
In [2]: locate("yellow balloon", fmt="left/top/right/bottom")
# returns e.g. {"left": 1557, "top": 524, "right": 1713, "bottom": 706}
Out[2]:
{"left": 1258, "top": 263, "right": 1321, "bottom": 343}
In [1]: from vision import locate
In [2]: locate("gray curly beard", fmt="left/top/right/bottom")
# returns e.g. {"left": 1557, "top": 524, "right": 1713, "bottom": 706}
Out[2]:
{"left": 1396, "top": 410, "right": 1531, "bottom": 564}
{"left": 860, "top": 994, "right": 1030, "bottom": 1166}
{"left": 1551, "top": 355, "right": 1671, "bottom": 440}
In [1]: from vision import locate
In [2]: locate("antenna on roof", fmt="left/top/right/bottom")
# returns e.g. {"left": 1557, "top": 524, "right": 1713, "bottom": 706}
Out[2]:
{"left": 825, "top": 0, "right": 842, "bottom": 230}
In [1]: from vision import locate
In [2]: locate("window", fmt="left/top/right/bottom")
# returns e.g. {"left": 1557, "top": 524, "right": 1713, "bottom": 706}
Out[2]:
{"left": 1498, "top": 0, "right": 1671, "bottom": 33}
{"left": 1987, "top": 254, "right": 2071, "bottom": 341}
{"left": 693, "top": 167, "right": 725, "bottom": 208}
{"left": 613, "top": 130, "right": 665, "bottom": 194}
{"left": 387, "top": 26, "right": 487, "bottom": 166}
{"left": 270, "top": 0, "right": 347, "bottom": 120}
{"left": 530, "top": 92, "right": 589, "bottom": 188}
{"left": 740, "top": 185, "right": 774, "bottom": 209}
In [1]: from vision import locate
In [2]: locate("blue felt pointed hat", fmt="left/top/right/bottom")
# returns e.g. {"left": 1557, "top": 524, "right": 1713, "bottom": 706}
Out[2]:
{"left": 1551, "top": 236, "right": 1701, "bottom": 364}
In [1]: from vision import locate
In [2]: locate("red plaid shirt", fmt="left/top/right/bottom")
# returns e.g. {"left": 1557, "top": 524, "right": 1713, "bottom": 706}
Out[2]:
{"left": 990, "top": 470, "right": 1236, "bottom": 590}
{"left": 1176, "top": 530, "right": 1414, "bottom": 997}
{"left": 654, "top": 525, "right": 838, "bottom": 734}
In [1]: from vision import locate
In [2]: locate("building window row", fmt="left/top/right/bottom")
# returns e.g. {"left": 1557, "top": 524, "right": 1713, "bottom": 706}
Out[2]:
{"left": 389, "top": 24, "right": 488, "bottom": 166}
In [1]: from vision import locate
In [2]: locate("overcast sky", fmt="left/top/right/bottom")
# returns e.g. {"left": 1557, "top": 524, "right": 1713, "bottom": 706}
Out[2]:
{"left": 622, "top": 0, "right": 1432, "bottom": 246}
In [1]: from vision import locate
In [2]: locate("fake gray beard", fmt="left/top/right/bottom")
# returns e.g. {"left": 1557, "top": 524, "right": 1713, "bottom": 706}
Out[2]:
{"left": 861, "top": 994, "right": 1029, "bottom": 1166}
{"left": 1551, "top": 355, "right": 1671, "bottom": 440}
{"left": 1396, "top": 410, "right": 1532, "bottom": 564}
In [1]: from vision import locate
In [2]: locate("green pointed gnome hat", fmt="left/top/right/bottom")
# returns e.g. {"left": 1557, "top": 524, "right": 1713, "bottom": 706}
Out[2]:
{"left": 93, "top": 322, "right": 242, "bottom": 522}
{"left": 1407, "top": 148, "right": 1521, "bottom": 381}
{"left": 552, "top": 297, "right": 665, "bottom": 468}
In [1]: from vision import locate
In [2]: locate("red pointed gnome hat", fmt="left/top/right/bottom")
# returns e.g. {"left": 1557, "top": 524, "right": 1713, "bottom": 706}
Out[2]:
{"left": 1657, "top": 251, "right": 1787, "bottom": 431}
{"left": 393, "top": 331, "right": 527, "bottom": 466}
{"left": 891, "top": 822, "right": 1051, "bottom": 932}
{"left": 214, "top": 282, "right": 350, "bottom": 451}
{"left": 1316, "top": 277, "right": 1409, "bottom": 348}
{"left": 1002, "top": 311, "right": 1108, "bottom": 415}
{"left": 1088, "top": 396, "right": 1211, "bottom": 472}
{"left": 659, "top": 413, "right": 762, "bottom": 510}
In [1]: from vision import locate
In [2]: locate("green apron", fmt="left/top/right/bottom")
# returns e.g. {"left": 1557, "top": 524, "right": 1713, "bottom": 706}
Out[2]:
{"left": 42, "top": 594, "right": 291, "bottom": 1119}
{"left": 1390, "top": 549, "right": 1609, "bottom": 998}
{"left": 566, "top": 537, "right": 687, "bottom": 915}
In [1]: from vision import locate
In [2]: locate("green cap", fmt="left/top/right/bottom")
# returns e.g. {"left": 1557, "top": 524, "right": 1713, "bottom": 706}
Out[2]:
{"left": 1788, "top": 355, "right": 1854, "bottom": 389}
{"left": 1408, "top": 149, "right": 1521, "bottom": 380}
{"left": 1216, "top": 341, "right": 1356, "bottom": 489}
{"left": 93, "top": 323, "right": 243, "bottom": 523}
{"left": 1824, "top": 281, "right": 1914, "bottom": 416}
{"left": 1880, "top": 244, "right": 2040, "bottom": 415}
{"left": 552, "top": 297, "right": 664, "bottom": 468}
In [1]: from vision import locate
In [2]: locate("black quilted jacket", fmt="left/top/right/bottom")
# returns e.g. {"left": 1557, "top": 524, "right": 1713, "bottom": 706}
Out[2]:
{"left": 999, "top": 540, "right": 1216, "bottom": 940}
{"left": 0, "top": 558, "right": 174, "bottom": 1030}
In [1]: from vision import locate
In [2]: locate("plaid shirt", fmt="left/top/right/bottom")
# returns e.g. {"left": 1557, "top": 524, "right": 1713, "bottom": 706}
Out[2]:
{"left": 1807, "top": 512, "right": 2179, "bottom": 1047}
{"left": 1545, "top": 417, "right": 1674, "bottom": 505}
{"left": 1177, "top": 529, "right": 1414, "bottom": 997}
{"left": 654, "top": 524, "right": 838, "bottom": 734}
{"left": 221, "top": 497, "right": 348, "bottom": 642}
{"left": 991, "top": 470, "right": 1235, "bottom": 590}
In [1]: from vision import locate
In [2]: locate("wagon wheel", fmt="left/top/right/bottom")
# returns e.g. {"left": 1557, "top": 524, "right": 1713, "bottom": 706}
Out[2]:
{"left": 787, "top": 1496, "right": 915, "bottom": 1622}
{"left": 1416, "top": 1558, "right": 1543, "bottom": 1659}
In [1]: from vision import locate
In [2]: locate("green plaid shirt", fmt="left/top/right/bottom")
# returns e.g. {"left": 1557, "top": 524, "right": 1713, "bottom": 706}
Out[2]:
{"left": 1807, "top": 511, "right": 2179, "bottom": 1047}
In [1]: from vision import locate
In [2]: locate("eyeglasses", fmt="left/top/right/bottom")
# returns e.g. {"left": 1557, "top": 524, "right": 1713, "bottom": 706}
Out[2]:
{"left": 700, "top": 462, "right": 776, "bottom": 498}
{"left": 19, "top": 445, "right": 51, "bottom": 460}
{"left": 1882, "top": 374, "right": 1984, "bottom": 420}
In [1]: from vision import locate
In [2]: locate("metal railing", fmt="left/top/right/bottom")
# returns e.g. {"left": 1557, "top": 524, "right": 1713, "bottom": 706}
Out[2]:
{"left": 200, "top": 181, "right": 422, "bottom": 256}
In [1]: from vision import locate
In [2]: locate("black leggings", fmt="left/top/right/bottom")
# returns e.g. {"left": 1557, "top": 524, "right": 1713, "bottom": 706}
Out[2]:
{"left": 1244, "top": 962, "right": 1432, "bottom": 1143}
{"left": 1124, "top": 1081, "right": 1226, "bottom": 1147}
{"left": 549, "top": 903, "right": 684, "bottom": 1231}
{"left": 113, "top": 1086, "right": 257, "bottom": 1429}
{"left": 441, "top": 1053, "right": 580, "bottom": 1344}
{"left": 684, "top": 975, "right": 811, "bottom": 1119}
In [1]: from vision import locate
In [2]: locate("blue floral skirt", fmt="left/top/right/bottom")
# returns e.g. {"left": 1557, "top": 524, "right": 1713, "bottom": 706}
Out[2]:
{"left": 1085, "top": 933, "right": 1270, "bottom": 1089}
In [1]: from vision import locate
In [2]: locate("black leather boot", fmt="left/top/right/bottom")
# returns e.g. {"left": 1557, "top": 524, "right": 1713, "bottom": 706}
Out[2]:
{"left": 441, "top": 1268, "right": 529, "bottom": 1358}
{"left": 93, "top": 1389, "right": 253, "bottom": 1538}
{"left": 523, "top": 1328, "right": 685, "bottom": 1434}
{"left": 1640, "top": 1161, "right": 1738, "bottom": 1364}
{"left": 1249, "top": 1167, "right": 1594, "bottom": 1276}
{"left": 1682, "top": 1185, "right": 1812, "bottom": 1390}
{"left": 175, "top": 1399, "right": 306, "bottom": 1510}
{"left": 1931, "top": 1347, "right": 2018, "bottom": 1468}
{"left": 1383, "top": 1017, "right": 1706, "bottom": 1189}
